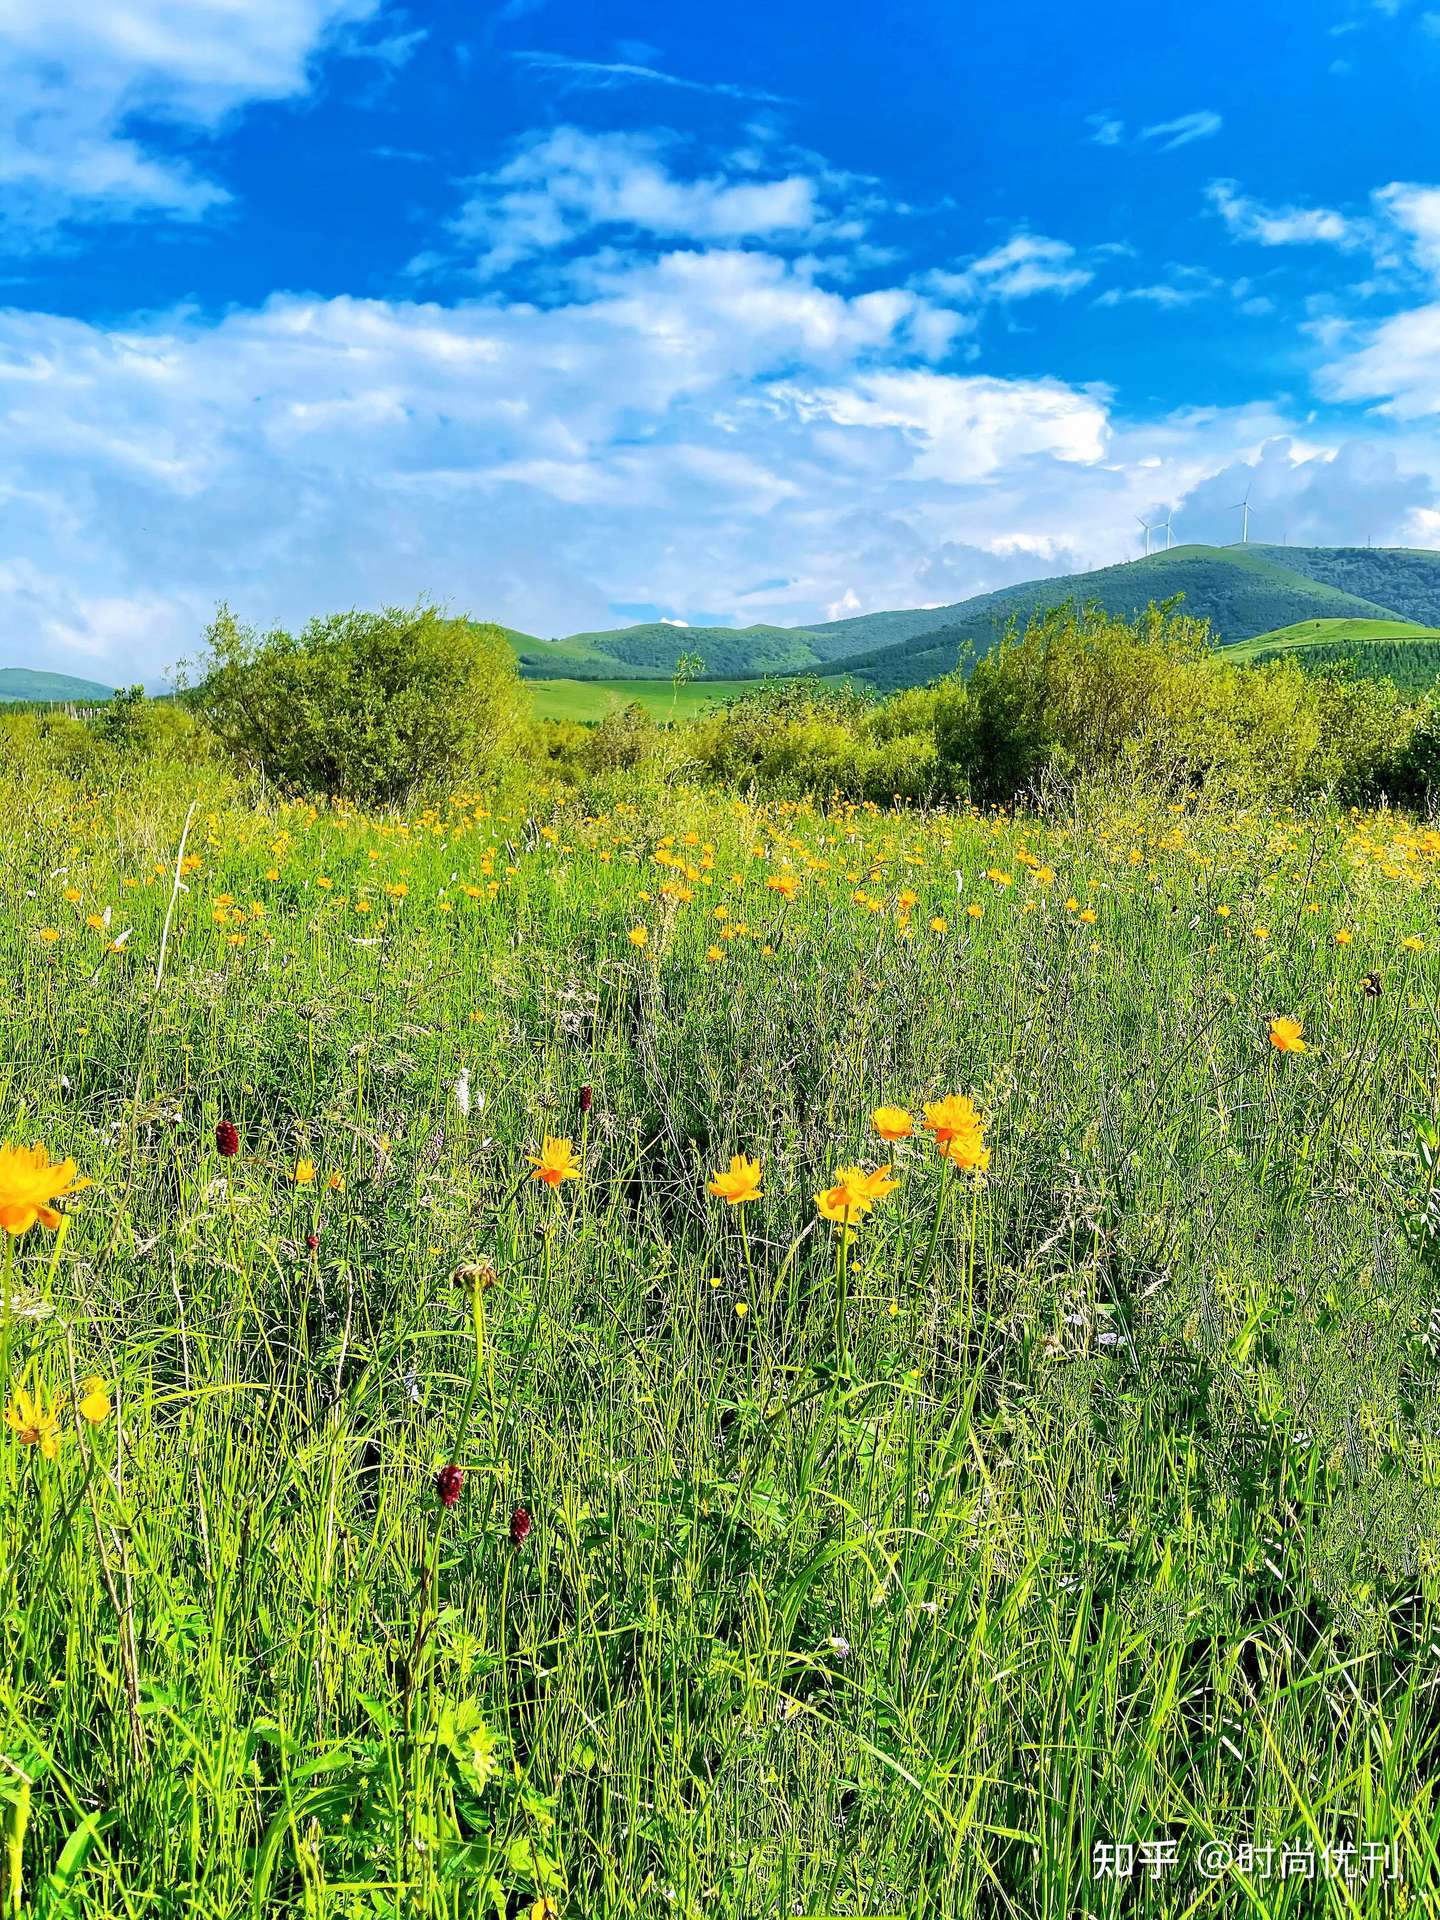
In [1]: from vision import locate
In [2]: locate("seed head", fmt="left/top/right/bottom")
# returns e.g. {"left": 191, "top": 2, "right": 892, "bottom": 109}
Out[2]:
{"left": 215, "top": 1120, "right": 240, "bottom": 1159}
{"left": 453, "top": 1259, "right": 499, "bottom": 1294}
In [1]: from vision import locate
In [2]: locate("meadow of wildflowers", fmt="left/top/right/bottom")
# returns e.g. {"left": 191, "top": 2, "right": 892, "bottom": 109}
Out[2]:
{"left": 4, "top": 739, "right": 1440, "bottom": 1917}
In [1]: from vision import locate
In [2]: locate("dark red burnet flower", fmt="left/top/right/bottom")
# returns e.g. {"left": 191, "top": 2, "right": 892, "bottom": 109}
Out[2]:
{"left": 215, "top": 1119, "right": 240, "bottom": 1159}
{"left": 509, "top": 1504, "right": 532, "bottom": 1548}
{"left": 435, "top": 1463, "right": 464, "bottom": 1509}
{"left": 306, "top": 1232, "right": 320, "bottom": 1252}
{"left": 579, "top": 1085, "right": 593, "bottom": 1115}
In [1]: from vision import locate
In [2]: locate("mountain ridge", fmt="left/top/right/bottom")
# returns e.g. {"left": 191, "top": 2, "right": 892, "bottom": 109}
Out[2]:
{"left": 520, "top": 544, "right": 1440, "bottom": 694}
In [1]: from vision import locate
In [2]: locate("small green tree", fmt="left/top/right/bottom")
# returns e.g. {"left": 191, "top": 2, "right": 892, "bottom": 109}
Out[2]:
{"left": 185, "top": 604, "right": 529, "bottom": 803}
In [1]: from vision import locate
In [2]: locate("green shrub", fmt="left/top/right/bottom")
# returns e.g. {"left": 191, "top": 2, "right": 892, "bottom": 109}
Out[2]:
{"left": 185, "top": 604, "right": 529, "bottom": 804}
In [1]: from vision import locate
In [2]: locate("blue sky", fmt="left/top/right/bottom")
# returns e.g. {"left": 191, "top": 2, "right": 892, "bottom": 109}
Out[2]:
{"left": 4, "top": 0, "right": 1440, "bottom": 678}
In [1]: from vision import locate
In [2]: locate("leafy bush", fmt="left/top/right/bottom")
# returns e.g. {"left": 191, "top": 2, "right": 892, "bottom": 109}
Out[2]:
{"left": 186, "top": 604, "right": 529, "bottom": 803}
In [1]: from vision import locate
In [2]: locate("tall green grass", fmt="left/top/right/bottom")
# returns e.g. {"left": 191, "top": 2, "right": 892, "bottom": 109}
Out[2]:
{"left": 3, "top": 743, "right": 1440, "bottom": 1917}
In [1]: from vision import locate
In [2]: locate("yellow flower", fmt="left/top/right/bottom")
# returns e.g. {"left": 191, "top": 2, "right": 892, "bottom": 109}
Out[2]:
{"left": 292, "top": 1158, "right": 316, "bottom": 1186}
{"left": 530, "top": 1901, "right": 559, "bottom": 1920}
{"left": 529, "top": 1136, "right": 581, "bottom": 1187}
{"left": 1216, "top": 904, "right": 1231, "bottom": 919}
{"left": 628, "top": 926, "right": 648, "bottom": 948}
{"left": 1064, "top": 897, "right": 1080, "bottom": 913}
{"left": 922, "top": 1096, "right": 989, "bottom": 1171}
{"left": 815, "top": 1163, "right": 899, "bottom": 1227}
{"left": 707, "top": 1153, "right": 764, "bottom": 1205}
{"left": 1335, "top": 929, "right": 1353, "bottom": 946}
{"left": 1079, "top": 908, "right": 1097, "bottom": 925}
{"left": 1253, "top": 926, "right": 1269, "bottom": 941}
{"left": 36, "top": 927, "right": 59, "bottom": 944}
{"left": 966, "top": 903, "right": 983, "bottom": 920}
{"left": 1268, "top": 1015, "right": 1306, "bottom": 1053}
{"left": 77, "top": 1376, "right": 111, "bottom": 1426}
{"left": 0, "top": 1142, "right": 86, "bottom": 1235}
{"left": 1404, "top": 934, "right": 1425, "bottom": 953}
{"left": 940, "top": 1130, "right": 991, "bottom": 1172}
{"left": 872, "top": 1105, "right": 914, "bottom": 1142}
{"left": 766, "top": 873, "right": 800, "bottom": 900}
{"left": 929, "top": 916, "right": 947, "bottom": 933}
{"left": 5, "top": 1383, "right": 62, "bottom": 1460}
{"left": 327, "top": 1171, "right": 345, "bottom": 1192}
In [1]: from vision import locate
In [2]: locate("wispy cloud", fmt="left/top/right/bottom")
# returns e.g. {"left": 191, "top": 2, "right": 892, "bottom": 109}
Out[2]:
{"left": 512, "top": 50, "right": 789, "bottom": 105}
{"left": 1086, "top": 113, "right": 1126, "bottom": 147}
{"left": 1139, "top": 110, "right": 1223, "bottom": 152}
{"left": 928, "top": 233, "right": 1093, "bottom": 303}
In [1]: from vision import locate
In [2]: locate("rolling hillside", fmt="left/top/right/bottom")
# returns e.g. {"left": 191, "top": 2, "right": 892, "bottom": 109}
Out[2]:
{"left": 512, "top": 621, "right": 835, "bottom": 681}
{"left": 1224, "top": 617, "right": 1440, "bottom": 692}
{"left": 1244, "top": 547, "right": 1440, "bottom": 628}
{"left": 811, "top": 546, "right": 1412, "bottom": 694}
{"left": 531, "top": 545, "right": 1440, "bottom": 696}
{"left": 0, "top": 667, "right": 114, "bottom": 702}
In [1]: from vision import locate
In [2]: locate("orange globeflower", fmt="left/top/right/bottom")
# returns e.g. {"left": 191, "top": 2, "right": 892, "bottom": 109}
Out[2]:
{"left": 529, "top": 1136, "right": 581, "bottom": 1186}
{"left": 872, "top": 1105, "right": 914, "bottom": 1142}
{"left": 0, "top": 1142, "right": 87, "bottom": 1235}
{"left": 707, "top": 1153, "right": 764, "bottom": 1205}
{"left": 921, "top": 1096, "right": 981, "bottom": 1145}
{"left": 922, "top": 1095, "right": 989, "bottom": 1172}
{"left": 1269, "top": 1015, "right": 1307, "bottom": 1053}
{"left": 815, "top": 1163, "right": 899, "bottom": 1227}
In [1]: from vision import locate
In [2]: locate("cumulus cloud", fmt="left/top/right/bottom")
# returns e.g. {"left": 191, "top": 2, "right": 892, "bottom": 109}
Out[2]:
{"left": 434, "top": 127, "right": 828, "bottom": 277}
{"left": 8, "top": 235, "right": 1420, "bottom": 683}
{"left": 1314, "top": 181, "right": 1440, "bottom": 418}
{"left": 1207, "top": 179, "right": 1358, "bottom": 248}
{"left": 0, "top": 0, "right": 399, "bottom": 232}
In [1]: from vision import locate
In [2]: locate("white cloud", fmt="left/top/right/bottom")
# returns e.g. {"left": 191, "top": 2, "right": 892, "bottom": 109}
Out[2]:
{"left": 1376, "top": 182, "right": 1440, "bottom": 275}
{"left": 926, "top": 233, "right": 1093, "bottom": 303}
{"left": 0, "top": 0, "right": 390, "bottom": 231}
{"left": 437, "top": 128, "right": 825, "bottom": 276}
{"left": 1313, "top": 182, "right": 1440, "bottom": 418}
{"left": 1086, "top": 113, "right": 1126, "bottom": 147}
{"left": 1207, "top": 179, "right": 1357, "bottom": 248}
{"left": 511, "top": 49, "right": 788, "bottom": 105}
{"left": 1139, "top": 110, "right": 1223, "bottom": 152}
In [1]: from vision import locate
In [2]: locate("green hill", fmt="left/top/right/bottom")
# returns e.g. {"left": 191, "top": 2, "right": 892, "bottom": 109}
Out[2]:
{"left": 0, "top": 668, "right": 115, "bottom": 703}
{"left": 516, "top": 622, "right": 831, "bottom": 681}
{"left": 811, "top": 546, "right": 1408, "bottom": 693}
{"left": 1224, "top": 617, "right": 1440, "bottom": 692}
{"left": 1244, "top": 547, "right": 1440, "bottom": 627}
{"left": 507, "top": 545, "right": 1440, "bottom": 699}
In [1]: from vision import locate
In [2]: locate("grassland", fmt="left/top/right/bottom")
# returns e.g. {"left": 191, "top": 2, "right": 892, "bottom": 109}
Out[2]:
{"left": 526, "top": 677, "right": 764, "bottom": 722}
{"left": 6, "top": 742, "right": 1440, "bottom": 1915}
{"left": 1227, "top": 617, "right": 1440, "bottom": 692}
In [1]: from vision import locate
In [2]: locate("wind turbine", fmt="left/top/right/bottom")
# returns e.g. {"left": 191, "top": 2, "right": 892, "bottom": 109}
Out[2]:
{"left": 1230, "top": 484, "right": 1253, "bottom": 544}
{"left": 1137, "top": 514, "right": 1158, "bottom": 557}
{"left": 1158, "top": 514, "right": 1175, "bottom": 550}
